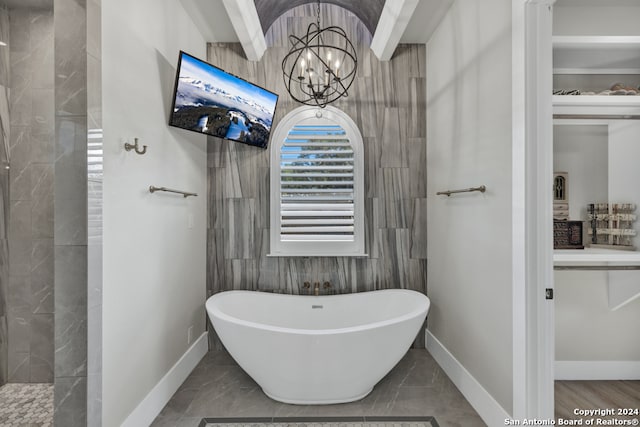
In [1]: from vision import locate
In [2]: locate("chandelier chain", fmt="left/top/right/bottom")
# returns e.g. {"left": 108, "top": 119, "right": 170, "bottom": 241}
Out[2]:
{"left": 316, "top": 0, "right": 321, "bottom": 29}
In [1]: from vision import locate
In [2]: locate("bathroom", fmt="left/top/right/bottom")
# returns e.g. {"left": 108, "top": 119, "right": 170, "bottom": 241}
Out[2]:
{"left": 0, "top": 0, "right": 639, "bottom": 426}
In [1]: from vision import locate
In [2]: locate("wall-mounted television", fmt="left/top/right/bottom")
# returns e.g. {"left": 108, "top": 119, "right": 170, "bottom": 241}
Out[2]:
{"left": 169, "top": 51, "right": 279, "bottom": 149}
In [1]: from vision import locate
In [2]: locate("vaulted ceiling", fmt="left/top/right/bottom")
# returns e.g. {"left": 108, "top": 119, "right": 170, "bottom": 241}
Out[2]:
{"left": 253, "top": 0, "right": 386, "bottom": 36}
{"left": 203, "top": 0, "right": 454, "bottom": 43}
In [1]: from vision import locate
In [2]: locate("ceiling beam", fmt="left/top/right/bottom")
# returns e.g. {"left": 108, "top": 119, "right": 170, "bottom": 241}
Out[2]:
{"left": 370, "top": 0, "right": 420, "bottom": 61}
{"left": 180, "top": 0, "right": 238, "bottom": 43}
{"left": 221, "top": 0, "right": 267, "bottom": 61}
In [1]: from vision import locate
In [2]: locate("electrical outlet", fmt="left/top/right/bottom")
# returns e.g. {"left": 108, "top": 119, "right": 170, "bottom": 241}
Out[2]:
{"left": 187, "top": 325, "right": 194, "bottom": 345}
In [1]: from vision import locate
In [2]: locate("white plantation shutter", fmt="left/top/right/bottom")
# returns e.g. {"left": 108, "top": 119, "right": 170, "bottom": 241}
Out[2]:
{"left": 280, "top": 124, "right": 355, "bottom": 241}
{"left": 270, "top": 106, "right": 365, "bottom": 256}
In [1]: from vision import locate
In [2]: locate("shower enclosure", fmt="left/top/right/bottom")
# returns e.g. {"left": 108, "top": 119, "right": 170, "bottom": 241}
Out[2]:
{"left": 0, "top": 0, "right": 55, "bottom": 421}
{"left": 0, "top": 0, "right": 99, "bottom": 423}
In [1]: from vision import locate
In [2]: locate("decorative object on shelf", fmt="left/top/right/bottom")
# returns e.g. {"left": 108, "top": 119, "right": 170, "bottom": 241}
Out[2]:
{"left": 553, "top": 89, "right": 581, "bottom": 95}
{"left": 124, "top": 137, "right": 147, "bottom": 155}
{"left": 554, "top": 220, "right": 584, "bottom": 249}
{"left": 149, "top": 186, "right": 197, "bottom": 198}
{"left": 281, "top": 0, "right": 357, "bottom": 107}
{"left": 553, "top": 172, "right": 569, "bottom": 220}
{"left": 587, "top": 203, "right": 637, "bottom": 250}
{"left": 609, "top": 83, "right": 639, "bottom": 96}
{"left": 553, "top": 83, "right": 640, "bottom": 97}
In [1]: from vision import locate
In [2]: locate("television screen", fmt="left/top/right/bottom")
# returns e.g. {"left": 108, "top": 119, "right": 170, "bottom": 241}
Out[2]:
{"left": 169, "top": 51, "right": 279, "bottom": 149}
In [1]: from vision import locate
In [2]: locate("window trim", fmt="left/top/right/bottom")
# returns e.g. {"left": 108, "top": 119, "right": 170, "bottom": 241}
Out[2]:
{"left": 269, "top": 105, "right": 366, "bottom": 257}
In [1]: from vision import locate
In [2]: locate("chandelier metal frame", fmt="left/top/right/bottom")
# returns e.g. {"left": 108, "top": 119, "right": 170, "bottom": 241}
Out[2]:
{"left": 281, "top": 1, "right": 357, "bottom": 108}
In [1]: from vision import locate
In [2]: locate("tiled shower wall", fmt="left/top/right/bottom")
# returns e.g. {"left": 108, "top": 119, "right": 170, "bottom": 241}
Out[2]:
{"left": 0, "top": 5, "right": 9, "bottom": 388}
{"left": 6, "top": 7, "right": 55, "bottom": 384}
{"left": 0, "top": 0, "right": 94, "bottom": 419}
{"left": 207, "top": 4, "right": 427, "bottom": 346}
{"left": 53, "top": 0, "right": 91, "bottom": 422}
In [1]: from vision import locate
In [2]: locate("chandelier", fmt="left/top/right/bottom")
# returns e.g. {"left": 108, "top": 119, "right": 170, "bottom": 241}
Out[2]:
{"left": 281, "top": 0, "right": 357, "bottom": 108}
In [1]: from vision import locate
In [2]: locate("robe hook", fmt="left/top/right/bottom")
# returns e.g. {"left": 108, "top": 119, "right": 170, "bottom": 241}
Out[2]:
{"left": 124, "top": 138, "right": 147, "bottom": 155}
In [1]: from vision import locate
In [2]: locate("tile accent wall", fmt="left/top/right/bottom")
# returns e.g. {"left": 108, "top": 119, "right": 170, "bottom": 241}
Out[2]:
{"left": 6, "top": 7, "right": 55, "bottom": 384}
{"left": 54, "top": 0, "right": 89, "bottom": 423}
{"left": 206, "top": 4, "right": 427, "bottom": 346}
{"left": 0, "top": 6, "right": 8, "bottom": 387}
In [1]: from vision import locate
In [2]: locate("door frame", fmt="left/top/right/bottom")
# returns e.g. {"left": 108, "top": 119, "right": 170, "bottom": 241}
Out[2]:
{"left": 513, "top": 0, "right": 555, "bottom": 420}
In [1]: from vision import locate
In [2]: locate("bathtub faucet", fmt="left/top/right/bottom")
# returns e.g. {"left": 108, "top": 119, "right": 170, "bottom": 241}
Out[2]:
{"left": 323, "top": 282, "right": 332, "bottom": 293}
{"left": 303, "top": 281, "right": 311, "bottom": 294}
{"left": 314, "top": 282, "right": 320, "bottom": 296}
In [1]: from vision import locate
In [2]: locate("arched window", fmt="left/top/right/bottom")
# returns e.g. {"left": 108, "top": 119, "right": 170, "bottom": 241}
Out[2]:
{"left": 269, "top": 106, "right": 366, "bottom": 256}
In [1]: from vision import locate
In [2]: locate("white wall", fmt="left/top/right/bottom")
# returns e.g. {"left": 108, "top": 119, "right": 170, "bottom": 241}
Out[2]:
{"left": 553, "top": 124, "right": 608, "bottom": 221}
{"left": 555, "top": 271, "right": 640, "bottom": 361}
{"left": 554, "top": 0, "right": 640, "bottom": 36}
{"left": 426, "top": 0, "right": 513, "bottom": 415}
{"left": 609, "top": 121, "right": 640, "bottom": 249}
{"left": 102, "top": 1, "right": 207, "bottom": 425}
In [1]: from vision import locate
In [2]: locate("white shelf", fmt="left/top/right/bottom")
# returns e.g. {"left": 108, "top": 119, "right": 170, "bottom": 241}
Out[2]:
{"left": 554, "top": 247, "right": 640, "bottom": 264}
{"left": 553, "top": 95, "right": 640, "bottom": 118}
{"left": 553, "top": 35, "right": 640, "bottom": 116}
{"left": 553, "top": 36, "right": 640, "bottom": 74}
{"left": 553, "top": 36, "right": 640, "bottom": 49}
{"left": 555, "top": 248, "right": 640, "bottom": 311}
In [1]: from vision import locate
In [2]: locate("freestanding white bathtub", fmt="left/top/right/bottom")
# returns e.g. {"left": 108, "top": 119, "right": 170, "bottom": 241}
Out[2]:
{"left": 205, "top": 289, "right": 430, "bottom": 405}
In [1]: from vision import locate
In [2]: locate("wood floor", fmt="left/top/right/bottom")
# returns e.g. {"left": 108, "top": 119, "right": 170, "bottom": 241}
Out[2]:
{"left": 555, "top": 380, "right": 640, "bottom": 422}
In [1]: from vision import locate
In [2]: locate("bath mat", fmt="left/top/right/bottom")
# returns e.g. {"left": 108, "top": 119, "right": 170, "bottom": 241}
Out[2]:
{"left": 200, "top": 416, "right": 439, "bottom": 427}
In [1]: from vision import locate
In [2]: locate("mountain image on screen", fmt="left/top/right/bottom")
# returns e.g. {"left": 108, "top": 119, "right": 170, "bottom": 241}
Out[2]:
{"left": 170, "top": 52, "right": 278, "bottom": 148}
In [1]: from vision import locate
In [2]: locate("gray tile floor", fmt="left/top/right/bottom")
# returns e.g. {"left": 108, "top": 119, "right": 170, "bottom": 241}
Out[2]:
{"left": 151, "top": 349, "right": 487, "bottom": 427}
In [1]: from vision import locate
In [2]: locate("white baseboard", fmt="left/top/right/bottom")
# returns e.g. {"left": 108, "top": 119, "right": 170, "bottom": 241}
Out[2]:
{"left": 425, "top": 330, "right": 510, "bottom": 426}
{"left": 121, "top": 332, "right": 208, "bottom": 427}
{"left": 555, "top": 361, "right": 640, "bottom": 380}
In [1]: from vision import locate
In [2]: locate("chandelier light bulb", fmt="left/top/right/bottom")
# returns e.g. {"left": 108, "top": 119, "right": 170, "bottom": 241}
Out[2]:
{"left": 299, "top": 59, "right": 306, "bottom": 78}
